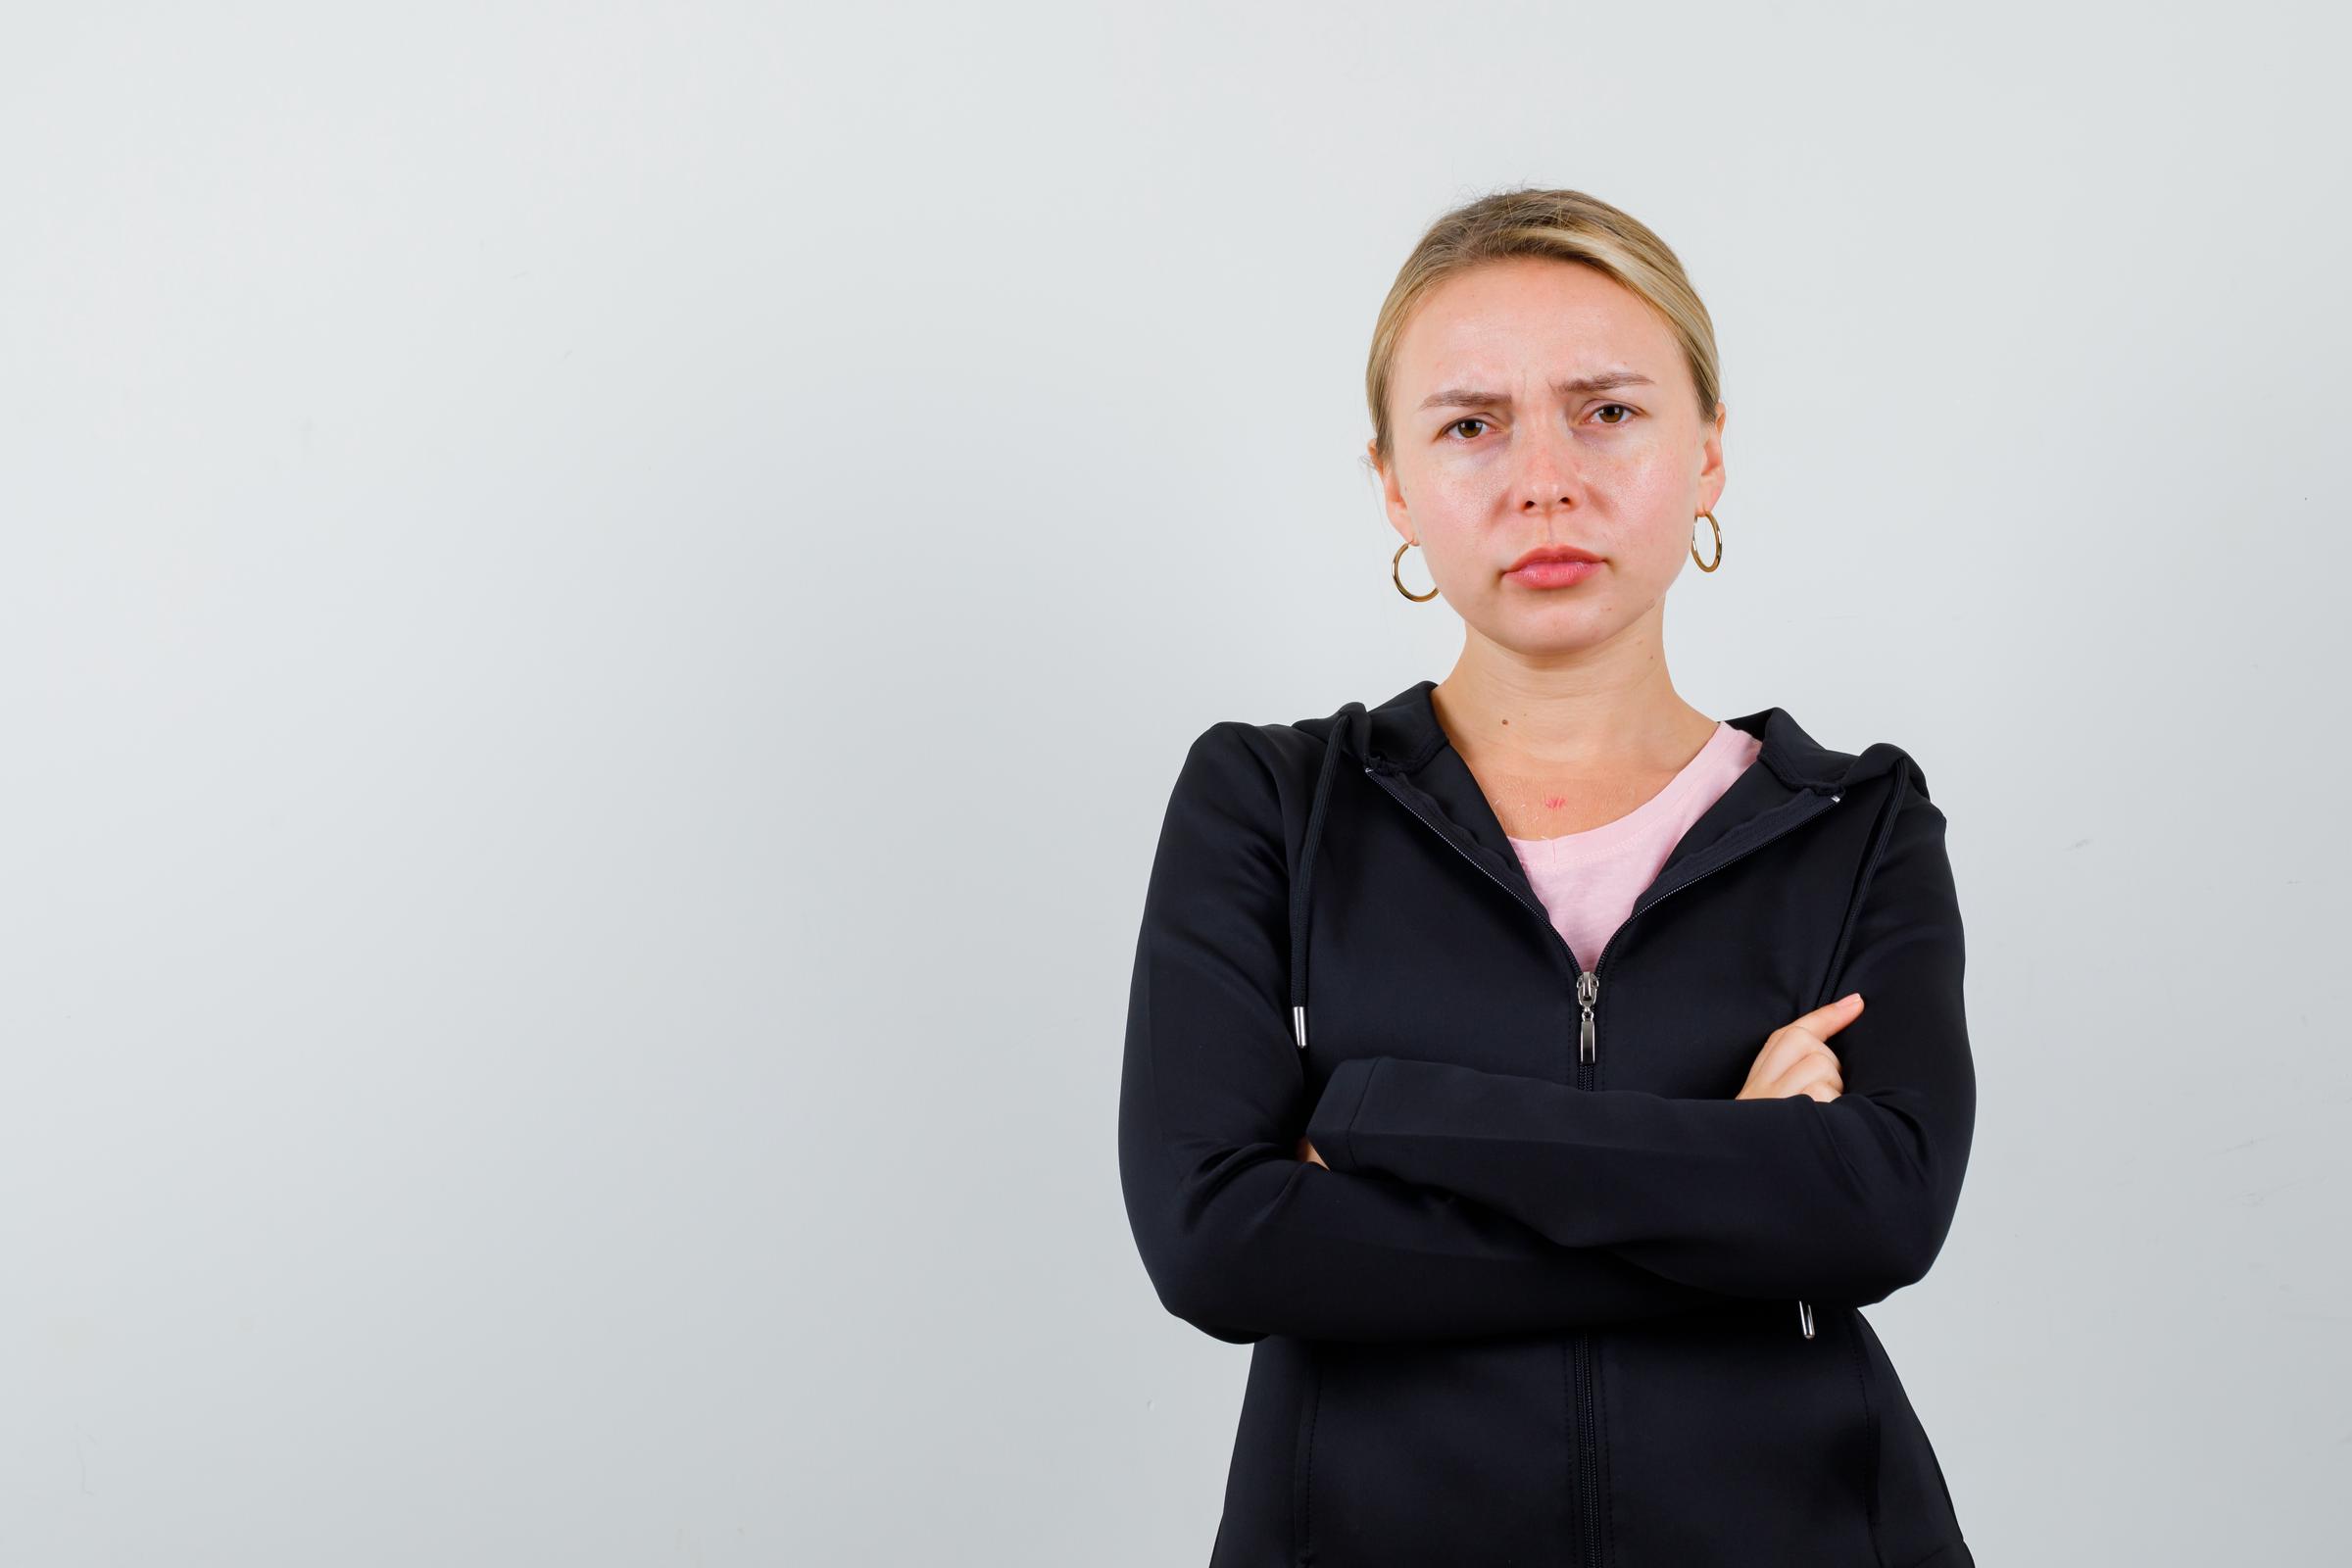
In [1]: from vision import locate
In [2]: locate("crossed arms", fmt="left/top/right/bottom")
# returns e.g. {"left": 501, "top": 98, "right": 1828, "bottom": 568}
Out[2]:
{"left": 1116, "top": 722, "right": 1976, "bottom": 1345}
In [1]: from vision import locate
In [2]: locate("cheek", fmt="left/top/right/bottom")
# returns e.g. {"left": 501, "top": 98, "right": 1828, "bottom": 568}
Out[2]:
{"left": 1609, "top": 458, "right": 1698, "bottom": 539}
{"left": 1596, "top": 482, "right": 1703, "bottom": 592}
{"left": 1597, "top": 440, "right": 1686, "bottom": 499}
{"left": 1416, "top": 466, "right": 1491, "bottom": 514}
{"left": 1633, "top": 506, "right": 1700, "bottom": 570}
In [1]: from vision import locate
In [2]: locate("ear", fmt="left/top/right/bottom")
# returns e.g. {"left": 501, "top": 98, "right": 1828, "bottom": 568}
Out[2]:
{"left": 1367, "top": 438, "right": 1414, "bottom": 542}
{"left": 1696, "top": 401, "right": 1728, "bottom": 509}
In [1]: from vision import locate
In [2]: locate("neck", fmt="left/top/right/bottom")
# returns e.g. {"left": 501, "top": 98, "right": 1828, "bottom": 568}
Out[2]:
{"left": 1433, "top": 618, "right": 1717, "bottom": 773}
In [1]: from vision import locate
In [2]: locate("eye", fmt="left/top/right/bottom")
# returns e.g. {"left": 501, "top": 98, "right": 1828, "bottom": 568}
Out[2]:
{"left": 1592, "top": 403, "right": 1637, "bottom": 425}
{"left": 1443, "top": 416, "right": 1493, "bottom": 441}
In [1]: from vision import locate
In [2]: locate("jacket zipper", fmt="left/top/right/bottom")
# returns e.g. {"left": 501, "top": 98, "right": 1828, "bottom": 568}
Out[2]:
{"left": 1360, "top": 762, "right": 1845, "bottom": 1568}
{"left": 1360, "top": 763, "right": 1843, "bottom": 1061}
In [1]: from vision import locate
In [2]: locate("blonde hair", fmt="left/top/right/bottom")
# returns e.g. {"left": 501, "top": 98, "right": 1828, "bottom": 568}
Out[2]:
{"left": 1364, "top": 187, "right": 1722, "bottom": 469}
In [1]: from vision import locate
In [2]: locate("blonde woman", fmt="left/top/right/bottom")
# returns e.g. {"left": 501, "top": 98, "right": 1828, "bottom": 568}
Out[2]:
{"left": 1119, "top": 188, "right": 1976, "bottom": 1567}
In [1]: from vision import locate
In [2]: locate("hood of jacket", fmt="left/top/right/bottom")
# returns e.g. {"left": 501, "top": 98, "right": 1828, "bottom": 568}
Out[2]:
{"left": 1304, "top": 676, "right": 1921, "bottom": 804}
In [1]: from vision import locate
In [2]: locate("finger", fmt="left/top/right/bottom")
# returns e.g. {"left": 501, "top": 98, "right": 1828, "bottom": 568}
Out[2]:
{"left": 1741, "top": 1033, "right": 1807, "bottom": 1097}
{"left": 1761, "top": 1045, "right": 1842, "bottom": 1101}
{"left": 1752, "top": 1027, "right": 1838, "bottom": 1086}
{"left": 1787, "top": 992, "right": 1866, "bottom": 1042}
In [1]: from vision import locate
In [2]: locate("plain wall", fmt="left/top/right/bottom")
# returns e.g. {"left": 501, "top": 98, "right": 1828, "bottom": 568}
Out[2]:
{"left": 3, "top": 3, "right": 2344, "bottom": 1563}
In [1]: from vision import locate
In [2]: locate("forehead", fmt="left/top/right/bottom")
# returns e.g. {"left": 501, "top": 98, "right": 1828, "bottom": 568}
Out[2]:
{"left": 1396, "top": 259, "right": 1675, "bottom": 383}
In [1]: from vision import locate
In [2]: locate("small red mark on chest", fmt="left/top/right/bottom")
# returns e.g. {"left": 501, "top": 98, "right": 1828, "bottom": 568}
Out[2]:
{"left": 1543, "top": 795, "right": 1569, "bottom": 810}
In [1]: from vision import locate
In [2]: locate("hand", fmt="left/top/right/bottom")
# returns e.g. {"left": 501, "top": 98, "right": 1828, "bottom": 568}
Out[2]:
{"left": 1736, "top": 992, "right": 1864, "bottom": 1102}
{"left": 1297, "top": 1133, "right": 1329, "bottom": 1168}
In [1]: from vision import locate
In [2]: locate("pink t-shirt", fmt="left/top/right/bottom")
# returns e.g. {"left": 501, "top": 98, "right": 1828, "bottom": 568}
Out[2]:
{"left": 1503, "top": 720, "right": 1765, "bottom": 972}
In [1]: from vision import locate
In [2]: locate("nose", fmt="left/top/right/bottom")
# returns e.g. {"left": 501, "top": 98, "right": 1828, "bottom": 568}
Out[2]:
{"left": 1508, "top": 423, "right": 1584, "bottom": 514}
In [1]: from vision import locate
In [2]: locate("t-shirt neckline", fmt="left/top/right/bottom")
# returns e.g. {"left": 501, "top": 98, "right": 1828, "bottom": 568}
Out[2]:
{"left": 1502, "top": 721, "right": 1742, "bottom": 856}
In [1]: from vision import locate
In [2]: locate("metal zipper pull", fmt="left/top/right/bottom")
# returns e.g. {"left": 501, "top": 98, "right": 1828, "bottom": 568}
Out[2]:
{"left": 1797, "top": 1298, "right": 1815, "bottom": 1340}
{"left": 1576, "top": 969, "right": 1598, "bottom": 1062}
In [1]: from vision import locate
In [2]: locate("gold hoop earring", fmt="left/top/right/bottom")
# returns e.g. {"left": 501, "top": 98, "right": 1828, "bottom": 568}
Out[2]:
{"left": 1690, "top": 511, "right": 1722, "bottom": 572}
{"left": 1392, "top": 539, "right": 1440, "bottom": 602}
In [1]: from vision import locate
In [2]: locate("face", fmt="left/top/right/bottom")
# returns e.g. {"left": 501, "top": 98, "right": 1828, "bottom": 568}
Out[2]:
{"left": 1371, "top": 257, "right": 1726, "bottom": 658}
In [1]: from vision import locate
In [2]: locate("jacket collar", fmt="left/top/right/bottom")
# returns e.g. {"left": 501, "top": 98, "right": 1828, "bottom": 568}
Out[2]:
{"left": 1313, "top": 679, "right": 1901, "bottom": 903}
{"left": 1348, "top": 678, "right": 1871, "bottom": 793}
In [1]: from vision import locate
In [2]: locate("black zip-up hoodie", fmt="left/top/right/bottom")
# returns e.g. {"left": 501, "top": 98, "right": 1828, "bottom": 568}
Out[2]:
{"left": 1117, "top": 679, "right": 1976, "bottom": 1568}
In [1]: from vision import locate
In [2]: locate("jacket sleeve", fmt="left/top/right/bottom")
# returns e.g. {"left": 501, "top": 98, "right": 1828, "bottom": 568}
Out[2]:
{"left": 1301, "top": 770, "right": 1975, "bottom": 1307}
{"left": 1118, "top": 721, "right": 1737, "bottom": 1345}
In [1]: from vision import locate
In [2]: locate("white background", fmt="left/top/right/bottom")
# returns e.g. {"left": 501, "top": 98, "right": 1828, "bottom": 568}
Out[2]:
{"left": 3, "top": 3, "right": 2344, "bottom": 1562}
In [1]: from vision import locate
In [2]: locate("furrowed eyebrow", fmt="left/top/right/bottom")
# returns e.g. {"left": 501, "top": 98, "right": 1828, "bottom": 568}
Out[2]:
{"left": 1415, "top": 371, "right": 1656, "bottom": 413}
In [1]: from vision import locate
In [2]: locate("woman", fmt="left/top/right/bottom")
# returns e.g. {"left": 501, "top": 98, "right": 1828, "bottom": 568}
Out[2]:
{"left": 1117, "top": 188, "right": 1977, "bottom": 1568}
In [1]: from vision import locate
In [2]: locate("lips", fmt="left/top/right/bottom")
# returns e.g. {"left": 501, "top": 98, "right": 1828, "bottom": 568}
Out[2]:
{"left": 1503, "top": 545, "right": 1603, "bottom": 590}
{"left": 1507, "top": 546, "right": 1602, "bottom": 571}
{"left": 1504, "top": 557, "right": 1601, "bottom": 589}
